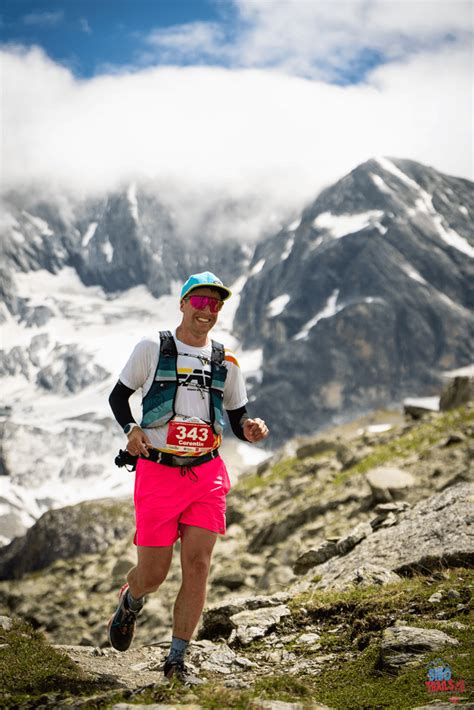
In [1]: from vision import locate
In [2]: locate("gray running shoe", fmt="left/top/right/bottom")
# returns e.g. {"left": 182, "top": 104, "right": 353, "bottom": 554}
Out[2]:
{"left": 107, "top": 583, "right": 142, "bottom": 652}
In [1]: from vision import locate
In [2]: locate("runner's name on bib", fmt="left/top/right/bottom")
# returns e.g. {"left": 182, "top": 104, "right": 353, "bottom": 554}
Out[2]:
{"left": 166, "top": 420, "right": 214, "bottom": 450}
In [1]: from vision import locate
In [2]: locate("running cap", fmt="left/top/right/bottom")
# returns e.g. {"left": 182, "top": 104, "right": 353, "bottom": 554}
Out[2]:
{"left": 180, "top": 272, "right": 232, "bottom": 301}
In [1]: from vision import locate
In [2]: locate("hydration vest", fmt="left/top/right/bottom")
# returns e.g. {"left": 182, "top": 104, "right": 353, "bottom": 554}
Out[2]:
{"left": 140, "top": 331, "right": 228, "bottom": 434}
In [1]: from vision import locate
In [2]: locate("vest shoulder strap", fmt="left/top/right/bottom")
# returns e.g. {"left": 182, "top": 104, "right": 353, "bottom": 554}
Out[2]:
{"left": 211, "top": 340, "right": 225, "bottom": 366}
{"left": 159, "top": 330, "right": 177, "bottom": 358}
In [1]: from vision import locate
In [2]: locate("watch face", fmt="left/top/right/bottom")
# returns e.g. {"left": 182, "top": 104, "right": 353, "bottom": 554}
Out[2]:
{"left": 124, "top": 424, "right": 135, "bottom": 434}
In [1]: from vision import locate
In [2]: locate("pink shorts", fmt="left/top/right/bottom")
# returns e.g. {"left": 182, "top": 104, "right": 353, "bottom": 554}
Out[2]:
{"left": 133, "top": 455, "right": 231, "bottom": 547}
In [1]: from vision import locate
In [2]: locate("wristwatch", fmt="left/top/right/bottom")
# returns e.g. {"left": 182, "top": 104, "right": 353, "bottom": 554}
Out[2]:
{"left": 123, "top": 422, "right": 140, "bottom": 435}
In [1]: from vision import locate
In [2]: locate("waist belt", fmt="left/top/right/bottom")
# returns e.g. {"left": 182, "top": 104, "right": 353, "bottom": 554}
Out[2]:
{"left": 141, "top": 448, "right": 220, "bottom": 468}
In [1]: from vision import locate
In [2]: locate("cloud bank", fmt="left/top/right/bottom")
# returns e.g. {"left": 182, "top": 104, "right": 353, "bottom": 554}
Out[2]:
{"left": 1, "top": 0, "right": 472, "bottom": 240}
{"left": 144, "top": 0, "right": 473, "bottom": 82}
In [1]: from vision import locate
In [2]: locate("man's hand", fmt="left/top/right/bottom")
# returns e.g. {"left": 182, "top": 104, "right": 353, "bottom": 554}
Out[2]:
{"left": 126, "top": 427, "right": 152, "bottom": 457}
{"left": 243, "top": 417, "right": 269, "bottom": 443}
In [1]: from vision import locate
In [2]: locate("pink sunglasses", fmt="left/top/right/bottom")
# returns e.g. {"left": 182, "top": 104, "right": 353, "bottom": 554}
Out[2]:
{"left": 188, "top": 295, "right": 224, "bottom": 314}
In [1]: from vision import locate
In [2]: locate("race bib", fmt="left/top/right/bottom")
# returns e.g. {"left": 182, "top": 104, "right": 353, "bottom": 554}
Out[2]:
{"left": 166, "top": 420, "right": 214, "bottom": 452}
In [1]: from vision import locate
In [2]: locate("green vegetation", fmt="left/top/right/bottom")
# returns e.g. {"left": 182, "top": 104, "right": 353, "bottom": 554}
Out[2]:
{"left": 2, "top": 405, "right": 472, "bottom": 708}
{"left": 235, "top": 456, "right": 297, "bottom": 492}
{"left": 236, "top": 404, "right": 473, "bottom": 494}
{"left": 0, "top": 618, "right": 110, "bottom": 706}
{"left": 1, "top": 568, "right": 472, "bottom": 708}
{"left": 286, "top": 568, "right": 473, "bottom": 709}
{"left": 334, "top": 404, "right": 473, "bottom": 484}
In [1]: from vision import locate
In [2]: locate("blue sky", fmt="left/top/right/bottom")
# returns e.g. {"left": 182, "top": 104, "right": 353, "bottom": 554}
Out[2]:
{"left": 3, "top": 0, "right": 470, "bottom": 84}
{"left": 1, "top": 1, "right": 472, "bottom": 235}
{"left": 1, "top": 0, "right": 223, "bottom": 77}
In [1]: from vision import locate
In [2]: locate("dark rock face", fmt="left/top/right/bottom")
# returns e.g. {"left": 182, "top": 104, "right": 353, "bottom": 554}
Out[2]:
{"left": 0, "top": 498, "right": 134, "bottom": 580}
{"left": 235, "top": 158, "right": 473, "bottom": 444}
{"left": 440, "top": 376, "right": 474, "bottom": 410}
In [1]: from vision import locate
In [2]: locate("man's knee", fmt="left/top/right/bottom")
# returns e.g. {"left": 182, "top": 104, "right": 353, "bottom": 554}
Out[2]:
{"left": 182, "top": 552, "right": 212, "bottom": 581}
{"left": 129, "top": 565, "right": 169, "bottom": 593}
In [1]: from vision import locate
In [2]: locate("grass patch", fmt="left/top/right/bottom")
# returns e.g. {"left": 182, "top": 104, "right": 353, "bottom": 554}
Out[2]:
{"left": 312, "top": 634, "right": 473, "bottom": 710}
{"left": 253, "top": 674, "right": 314, "bottom": 701}
{"left": 285, "top": 568, "right": 473, "bottom": 708}
{"left": 235, "top": 457, "right": 298, "bottom": 492}
{"left": 0, "top": 618, "right": 111, "bottom": 706}
{"left": 334, "top": 405, "right": 474, "bottom": 484}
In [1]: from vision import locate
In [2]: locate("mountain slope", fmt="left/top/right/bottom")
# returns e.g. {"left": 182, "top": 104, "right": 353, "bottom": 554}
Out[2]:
{"left": 234, "top": 158, "right": 474, "bottom": 443}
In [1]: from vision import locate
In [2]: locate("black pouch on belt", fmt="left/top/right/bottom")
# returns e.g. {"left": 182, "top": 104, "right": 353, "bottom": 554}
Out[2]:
{"left": 114, "top": 449, "right": 139, "bottom": 471}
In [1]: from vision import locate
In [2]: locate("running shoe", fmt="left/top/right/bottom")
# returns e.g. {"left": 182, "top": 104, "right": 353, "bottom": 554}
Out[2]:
{"left": 163, "top": 657, "right": 203, "bottom": 685}
{"left": 107, "top": 583, "right": 142, "bottom": 652}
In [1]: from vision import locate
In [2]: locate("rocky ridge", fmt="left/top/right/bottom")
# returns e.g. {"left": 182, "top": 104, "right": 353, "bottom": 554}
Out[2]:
{"left": 0, "top": 398, "right": 473, "bottom": 708}
{"left": 235, "top": 157, "right": 474, "bottom": 443}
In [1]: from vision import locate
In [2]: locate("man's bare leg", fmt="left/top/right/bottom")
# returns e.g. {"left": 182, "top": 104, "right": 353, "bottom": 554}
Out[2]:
{"left": 127, "top": 544, "right": 174, "bottom": 597}
{"left": 173, "top": 525, "right": 217, "bottom": 640}
{"left": 109, "top": 545, "right": 173, "bottom": 652}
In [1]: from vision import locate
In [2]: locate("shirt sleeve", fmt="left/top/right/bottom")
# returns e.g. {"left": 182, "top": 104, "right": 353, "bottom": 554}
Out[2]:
{"left": 223, "top": 350, "right": 248, "bottom": 411}
{"left": 119, "top": 339, "right": 157, "bottom": 392}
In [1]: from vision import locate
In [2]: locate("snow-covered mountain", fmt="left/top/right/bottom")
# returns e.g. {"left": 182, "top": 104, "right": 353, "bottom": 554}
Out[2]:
{"left": 0, "top": 187, "right": 266, "bottom": 545}
{"left": 1, "top": 158, "right": 472, "bottom": 543}
{"left": 234, "top": 157, "right": 474, "bottom": 442}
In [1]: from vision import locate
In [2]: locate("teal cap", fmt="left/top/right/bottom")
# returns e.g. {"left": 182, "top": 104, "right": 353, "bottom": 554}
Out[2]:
{"left": 180, "top": 272, "right": 232, "bottom": 301}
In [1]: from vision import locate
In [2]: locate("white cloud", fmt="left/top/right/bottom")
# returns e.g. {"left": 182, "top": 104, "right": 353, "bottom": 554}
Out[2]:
{"left": 80, "top": 18, "right": 92, "bottom": 35}
{"left": 22, "top": 11, "right": 64, "bottom": 27}
{"left": 142, "top": 0, "right": 473, "bottom": 81}
{"left": 1, "top": 39, "right": 472, "bottom": 240}
{"left": 145, "top": 21, "right": 226, "bottom": 61}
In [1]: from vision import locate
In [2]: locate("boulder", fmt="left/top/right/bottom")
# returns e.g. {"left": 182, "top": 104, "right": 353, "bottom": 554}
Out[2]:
{"left": 403, "top": 403, "right": 435, "bottom": 420}
{"left": 366, "top": 467, "right": 416, "bottom": 502}
{"left": 293, "top": 542, "right": 338, "bottom": 575}
{"left": 0, "top": 498, "right": 134, "bottom": 580}
{"left": 344, "top": 565, "right": 401, "bottom": 587}
{"left": 300, "top": 483, "right": 473, "bottom": 589}
{"left": 379, "top": 625, "right": 458, "bottom": 672}
{"left": 229, "top": 605, "right": 291, "bottom": 645}
{"left": 198, "top": 592, "right": 291, "bottom": 640}
{"left": 439, "top": 376, "right": 473, "bottom": 410}
{"left": 336, "top": 522, "right": 373, "bottom": 555}
{"left": 296, "top": 439, "right": 339, "bottom": 459}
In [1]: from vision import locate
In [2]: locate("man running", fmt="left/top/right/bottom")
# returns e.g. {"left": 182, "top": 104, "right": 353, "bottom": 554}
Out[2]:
{"left": 107, "top": 271, "right": 268, "bottom": 682}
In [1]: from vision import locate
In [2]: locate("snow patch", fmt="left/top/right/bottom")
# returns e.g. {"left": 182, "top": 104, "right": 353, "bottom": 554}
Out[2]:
{"left": 459, "top": 206, "right": 468, "bottom": 217}
{"left": 367, "top": 423, "right": 393, "bottom": 433}
{"left": 81, "top": 222, "right": 97, "bottom": 248}
{"left": 401, "top": 263, "right": 427, "bottom": 285}
{"left": 442, "top": 363, "right": 474, "bottom": 377}
{"left": 313, "top": 210, "right": 385, "bottom": 239}
{"left": 310, "top": 236, "right": 324, "bottom": 251}
{"left": 376, "top": 157, "right": 420, "bottom": 191}
{"left": 377, "top": 159, "right": 474, "bottom": 257}
{"left": 128, "top": 183, "right": 139, "bottom": 222}
{"left": 23, "top": 212, "right": 53, "bottom": 236}
{"left": 281, "top": 235, "right": 295, "bottom": 261}
{"left": 11, "top": 229, "right": 25, "bottom": 244}
{"left": 371, "top": 173, "right": 392, "bottom": 195}
{"left": 250, "top": 258, "right": 265, "bottom": 275}
{"left": 403, "top": 396, "right": 440, "bottom": 411}
{"left": 101, "top": 241, "right": 114, "bottom": 263}
{"left": 294, "top": 290, "right": 340, "bottom": 340}
{"left": 268, "top": 294, "right": 290, "bottom": 317}
{"left": 238, "top": 348, "right": 263, "bottom": 385}
{"left": 287, "top": 218, "right": 301, "bottom": 231}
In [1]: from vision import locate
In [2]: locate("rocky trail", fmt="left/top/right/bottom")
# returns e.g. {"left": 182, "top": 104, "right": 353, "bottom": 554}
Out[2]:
{"left": 0, "top": 391, "right": 473, "bottom": 709}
